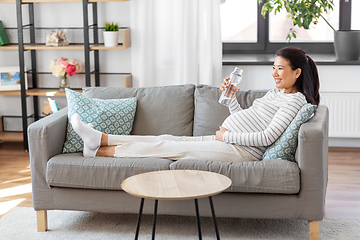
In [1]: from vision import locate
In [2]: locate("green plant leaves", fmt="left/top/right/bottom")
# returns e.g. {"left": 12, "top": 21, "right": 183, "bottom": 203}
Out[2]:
{"left": 259, "top": 0, "right": 335, "bottom": 41}
{"left": 104, "top": 22, "right": 120, "bottom": 31}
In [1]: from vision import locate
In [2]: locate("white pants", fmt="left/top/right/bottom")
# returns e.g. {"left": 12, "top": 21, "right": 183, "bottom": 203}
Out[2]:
{"left": 108, "top": 134, "right": 258, "bottom": 163}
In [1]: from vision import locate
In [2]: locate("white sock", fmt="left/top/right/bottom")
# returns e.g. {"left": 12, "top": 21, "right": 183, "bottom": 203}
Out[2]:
{"left": 71, "top": 113, "right": 102, "bottom": 152}
{"left": 82, "top": 123, "right": 99, "bottom": 157}
{"left": 83, "top": 144, "right": 99, "bottom": 158}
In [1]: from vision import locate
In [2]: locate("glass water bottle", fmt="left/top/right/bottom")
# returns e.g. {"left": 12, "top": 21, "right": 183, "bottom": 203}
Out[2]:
{"left": 218, "top": 67, "right": 243, "bottom": 107}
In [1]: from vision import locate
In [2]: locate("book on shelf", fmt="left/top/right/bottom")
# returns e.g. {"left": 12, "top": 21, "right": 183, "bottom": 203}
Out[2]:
{"left": 0, "top": 20, "right": 11, "bottom": 46}
{"left": 48, "top": 98, "right": 59, "bottom": 113}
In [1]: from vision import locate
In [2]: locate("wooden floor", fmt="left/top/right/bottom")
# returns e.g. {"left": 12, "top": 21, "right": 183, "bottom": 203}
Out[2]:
{"left": 0, "top": 142, "right": 359, "bottom": 219}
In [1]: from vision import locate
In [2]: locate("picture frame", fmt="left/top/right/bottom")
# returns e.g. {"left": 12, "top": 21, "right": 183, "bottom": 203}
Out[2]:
{"left": 0, "top": 67, "right": 27, "bottom": 91}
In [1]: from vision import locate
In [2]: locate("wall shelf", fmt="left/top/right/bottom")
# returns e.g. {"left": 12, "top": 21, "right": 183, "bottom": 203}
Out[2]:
{"left": 0, "top": 90, "right": 21, "bottom": 96}
{"left": 0, "top": 89, "right": 82, "bottom": 96}
{"left": 2, "top": 27, "right": 130, "bottom": 50}
{"left": 0, "top": 132, "right": 23, "bottom": 141}
{"left": 23, "top": 44, "right": 85, "bottom": 50}
{"left": 0, "top": 44, "right": 18, "bottom": 50}
{"left": 4, "top": 0, "right": 128, "bottom": 2}
{"left": 25, "top": 88, "right": 82, "bottom": 96}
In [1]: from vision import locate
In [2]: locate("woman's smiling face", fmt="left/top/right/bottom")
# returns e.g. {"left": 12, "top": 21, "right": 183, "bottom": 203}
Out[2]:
{"left": 272, "top": 56, "right": 301, "bottom": 94}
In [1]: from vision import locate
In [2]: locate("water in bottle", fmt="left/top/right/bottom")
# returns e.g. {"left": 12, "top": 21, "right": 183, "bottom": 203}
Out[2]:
{"left": 219, "top": 67, "right": 243, "bottom": 107}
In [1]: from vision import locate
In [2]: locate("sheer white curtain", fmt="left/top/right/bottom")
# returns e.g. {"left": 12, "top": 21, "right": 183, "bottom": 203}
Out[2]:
{"left": 130, "top": 0, "right": 222, "bottom": 87}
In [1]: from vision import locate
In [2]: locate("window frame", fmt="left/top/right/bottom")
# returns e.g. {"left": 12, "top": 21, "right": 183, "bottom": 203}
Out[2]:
{"left": 222, "top": 0, "right": 352, "bottom": 55}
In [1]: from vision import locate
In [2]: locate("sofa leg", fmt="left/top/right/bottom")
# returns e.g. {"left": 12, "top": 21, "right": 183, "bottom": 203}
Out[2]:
{"left": 308, "top": 221, "right": 319, "bottom": 240}
{"left": 36, "top": 210, "right": 48, "bottom": 232}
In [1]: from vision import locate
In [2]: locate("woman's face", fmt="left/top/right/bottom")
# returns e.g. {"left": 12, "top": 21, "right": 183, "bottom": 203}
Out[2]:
{"left": 272, "top": 56, "right": 301, "bottom": 94}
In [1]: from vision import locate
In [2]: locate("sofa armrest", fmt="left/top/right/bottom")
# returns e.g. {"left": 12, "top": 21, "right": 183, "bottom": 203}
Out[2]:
{"left": 297, "top": 105, "right": 329, "bottom": 220}
{"left": 28, "top": 107, "right": 68, "bottom": 210}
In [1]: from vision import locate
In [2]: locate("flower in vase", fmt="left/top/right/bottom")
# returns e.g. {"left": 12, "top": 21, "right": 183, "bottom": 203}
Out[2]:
{"left": 49, "top": 58, "right": 82, "bottom": 91}
{"left": 49, "top": 57, "right": 82, "bottom": 78}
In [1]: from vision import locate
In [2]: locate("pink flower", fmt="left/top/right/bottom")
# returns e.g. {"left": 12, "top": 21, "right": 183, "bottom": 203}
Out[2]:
{"left": 75, "top": 63, "right": 82, "bottom": 73}
{"left": 68, "top": 59, "right": 82, "bottom": 73}
{"left": 50, "top": 57, "right": 81, "bottom": 78}
{"left": 68, "top": 59, "right": 77, "bottom": 65}
{"left": 67, "top": 64, "right": 77, "bottom": 76}
{"left": 58, "top": 60, "right": 68, "bottom": 70}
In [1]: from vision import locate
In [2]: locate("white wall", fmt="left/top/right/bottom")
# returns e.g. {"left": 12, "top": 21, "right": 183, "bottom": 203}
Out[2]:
{"left": 1, "top": 2, "right": 359, "bottom": 147}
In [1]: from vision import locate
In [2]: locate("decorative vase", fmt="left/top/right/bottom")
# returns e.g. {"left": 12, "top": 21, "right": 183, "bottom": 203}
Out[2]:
{"left": 103, "top": 31, "right": 119, "bottom": 47}
{"left": 59, "top": 75, "right": 69, "bottom": 92}
{"left": 334, "top": 30, "right": 360, "bottom": 61}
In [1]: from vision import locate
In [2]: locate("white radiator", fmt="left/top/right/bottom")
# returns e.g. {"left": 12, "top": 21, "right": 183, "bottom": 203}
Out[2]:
{"left": 320, "top": 92, "right": 360, "bottom": 138}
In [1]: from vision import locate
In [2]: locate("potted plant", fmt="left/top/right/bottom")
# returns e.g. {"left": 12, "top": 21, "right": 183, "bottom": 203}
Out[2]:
{"left": 259, "top": 0, "right": 360, "bottom": 61}
{"left": 103, "top": 21, "right": 120, "bottom": 47}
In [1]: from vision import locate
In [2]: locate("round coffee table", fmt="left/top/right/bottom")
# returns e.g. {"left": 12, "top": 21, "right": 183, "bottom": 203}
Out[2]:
{"left": 121, "top": 170, "right": 232, "bottom": 240}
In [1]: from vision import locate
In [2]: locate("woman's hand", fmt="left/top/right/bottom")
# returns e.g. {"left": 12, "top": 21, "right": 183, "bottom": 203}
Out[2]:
{"left": 215, "top": 126, "right": 228, "bottom": 142}
{"left": 220, "top": 77, "right": 240, "bottom": 98}
{"left": 220, "top": 77, "right": 230, "bottom": 92}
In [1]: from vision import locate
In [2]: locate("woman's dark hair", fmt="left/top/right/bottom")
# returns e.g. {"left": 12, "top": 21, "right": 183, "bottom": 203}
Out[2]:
{"left": 276, "top": 47, "right": 320, "bottom": 105}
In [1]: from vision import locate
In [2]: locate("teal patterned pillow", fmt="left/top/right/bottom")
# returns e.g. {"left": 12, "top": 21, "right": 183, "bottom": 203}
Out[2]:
{"left": 63, "top": 88, "right": 137, "bottom": 153}
{"left": 262, "top": 103, "right": 317, "bottom": 162}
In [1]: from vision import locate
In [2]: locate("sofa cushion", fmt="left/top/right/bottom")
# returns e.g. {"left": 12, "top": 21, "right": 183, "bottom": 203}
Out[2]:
{"left": 62, "top": 89, "right": 137, "bottom": 153}
{"left": 46, "top": 153, "right": 173, "bottom": 190}
{"left": 82, "top": 85, "right": 195, "bottom": 136}
{"left": 170, "top": 158, "right": 300, "bottom": 194}
{"left": 262, "top": 103, "right": 317, "bottom": 162}
{"left": 193, "top": 85, "right": 268, "bottom": 136}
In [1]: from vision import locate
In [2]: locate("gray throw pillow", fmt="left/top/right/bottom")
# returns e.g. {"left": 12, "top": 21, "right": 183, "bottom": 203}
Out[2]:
{"left": 193, "top": 85, "right": 268, "bottom": 136}
{"left": 82, "top": 85, "right": 195, "bottom": 136}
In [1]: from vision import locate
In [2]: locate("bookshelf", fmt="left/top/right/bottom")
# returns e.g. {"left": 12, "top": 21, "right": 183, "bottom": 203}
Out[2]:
{"left": 0, "top": 0, "right": 131, "bottom": 148}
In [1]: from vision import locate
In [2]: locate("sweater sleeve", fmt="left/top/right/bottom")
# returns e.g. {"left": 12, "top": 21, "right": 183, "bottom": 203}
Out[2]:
{"left": 228, "top": 97, "right": 243, "bottom": 114}
{"left": 223, "top": 99, "right": 304, "bottom": 147}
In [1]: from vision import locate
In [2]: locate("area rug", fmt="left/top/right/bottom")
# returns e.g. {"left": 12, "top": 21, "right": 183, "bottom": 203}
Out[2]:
{"left": 0, "top": 207, "right": 359, "bottom": 240}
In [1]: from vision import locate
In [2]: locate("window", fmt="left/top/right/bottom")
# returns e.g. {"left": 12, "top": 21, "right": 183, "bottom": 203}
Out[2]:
{"left": 221, "top": 0, "right": 354, "bottom": 54}
{"left": 351, "top": 0, "right": 360, "bottom": 30}
{"left": 269, "top": 4, "right": 339, "bottom": 42}
{"left": 220, "top": 0, "right": 257, "bottom": 42}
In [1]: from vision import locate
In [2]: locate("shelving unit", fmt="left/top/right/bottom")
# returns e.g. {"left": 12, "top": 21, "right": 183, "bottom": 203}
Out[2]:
{"left": 0, "top": 0, "right": 131, "bottom": 149}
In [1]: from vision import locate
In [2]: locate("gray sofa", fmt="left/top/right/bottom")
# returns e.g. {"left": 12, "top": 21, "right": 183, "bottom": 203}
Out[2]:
{"left": 28, "top": 84, "right": 329, "bottom": 239}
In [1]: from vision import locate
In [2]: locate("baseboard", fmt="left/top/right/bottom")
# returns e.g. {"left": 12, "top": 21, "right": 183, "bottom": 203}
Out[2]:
{"left": 329, "top": 147, "right": 360, "bottom": 152}
{"left": 329, "top": 138, "right": 360, "bottom": 148}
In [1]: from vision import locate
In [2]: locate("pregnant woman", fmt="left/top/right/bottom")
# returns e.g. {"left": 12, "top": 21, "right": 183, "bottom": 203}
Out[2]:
{"left": 71, "top": 47, "right": 320, "bottom": 163}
